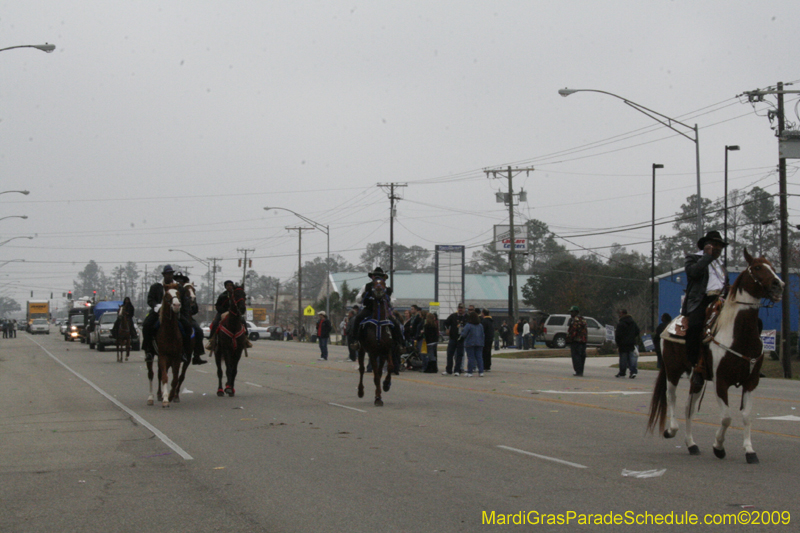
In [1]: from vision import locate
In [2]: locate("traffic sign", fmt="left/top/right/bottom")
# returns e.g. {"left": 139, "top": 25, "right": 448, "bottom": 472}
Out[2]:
{"left": 303, "top": 305, "right": 315, "bottom": 316}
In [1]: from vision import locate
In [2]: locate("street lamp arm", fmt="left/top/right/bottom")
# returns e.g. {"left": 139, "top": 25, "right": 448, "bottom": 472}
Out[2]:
{"left": 558, "top": 88, "right": 697, "bottom": 142}
{"left": 168, "top": 249, "right": 209, "bottom": 267}
{"left": 264, "top": 207, "right": 328, "bottom": 235}
{"left": 0, "top": 43, "right": 55, "bottom": 53}
{"left": 0, "top": 236, "right": 33, "bottom": 246}
{"left": 0, "top": 215, "right": 28, "bottom": 222}
{"left": 0, "top": 190, "right": 30, "bottom": 196}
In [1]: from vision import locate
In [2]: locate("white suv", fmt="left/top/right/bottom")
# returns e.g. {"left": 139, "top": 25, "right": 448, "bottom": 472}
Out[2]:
{"left": 542, "top": 314, "right": 605, "bottom": 348}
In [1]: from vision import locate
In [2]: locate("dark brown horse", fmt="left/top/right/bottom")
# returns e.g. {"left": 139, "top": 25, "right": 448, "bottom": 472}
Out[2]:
{"left": 146, "top": 283, "right": 186, "bottom": 408}
{"left": 214, "top": 285, "right": 247, "bottom": 397}
{"left": 357, "top": 277, "right": 394, "bottom": 406}
{"left": 116, "top": 305, "right": 132, "bottom": 363}
{"left": 647, "top": 249, "right": 784, "bottom": 463}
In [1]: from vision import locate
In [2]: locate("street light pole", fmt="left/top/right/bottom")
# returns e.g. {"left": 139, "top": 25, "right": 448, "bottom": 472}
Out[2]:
{"left": 0, "top": 190, "right": 30, "bottom": 196}
{"left": 0, "top": 236, "right": 33, "bottom": 247}
{"left": 723, "top": 145, "right": 740, "bottom": 269}
{"left": 651, "top": 164, "right": 664, "bottom": 333}
{"left": 0, "top": 215, "right": 27, "bottom": 222}
{"left": 559, "top": 87, "right": 704, "bottom": 240}
{"left": 264, "top": 207, "right": 331, "bottom": 318}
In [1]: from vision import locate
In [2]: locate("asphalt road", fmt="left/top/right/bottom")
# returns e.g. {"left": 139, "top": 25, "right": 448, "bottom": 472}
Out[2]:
{"left": 2, "top": 333, "right": 799, "bottom": 532}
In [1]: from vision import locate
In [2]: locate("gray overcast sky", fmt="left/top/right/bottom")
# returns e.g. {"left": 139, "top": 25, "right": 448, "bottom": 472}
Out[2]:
{"left": 1, "top": 1, "right": 799, "bottom": 308}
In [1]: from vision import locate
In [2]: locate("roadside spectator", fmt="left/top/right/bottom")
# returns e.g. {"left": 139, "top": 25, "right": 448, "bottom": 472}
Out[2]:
{"left": 461, "top": 311, "right": 485, "bottom": 377}
{"left": 316, "top": 312, "right": 331, "bottom": 361}
{"left": 442, "top": 303, "right": 467, "bottom": 376}
{"left": 422, "top": 312, "right": 439, "bottom": 373}
{"left": 615, "top": 309, "right": 641, "bottom": 378}
{"left": 530, "top": 318, "right": 539, "bottom": 350}
{"left": 566, "top": 306, "right": 588, "bottom": 377}
{"left": 344, "top": 309, "right": 357, "bottom": 360}
{"left": 409, "top": 305, "right": 424, "bottom": 355}
{"left": 481, "top": 309, "right": 494, "bottom": 372}
{"left": 499, "top": 321, "right": 510, "bottom": 348}
{"left": 516, "top": 318, "right": 525, "bottom": 350}
{"left": 522, "top": 318, "right": 531, "bottom": 350}
{"left": 653, "top": 313, "right": 671, "bottom": 369}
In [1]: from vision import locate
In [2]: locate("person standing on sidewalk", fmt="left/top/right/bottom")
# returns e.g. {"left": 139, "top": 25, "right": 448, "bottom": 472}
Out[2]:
{"left": 614, "top": 309, "right": 640, "bottom": 378}
{"left": 442, "top": 303, "right": 467, "bottom": 375}
{"left": 316, "top": 311, "right": 331, "bottom": 361}
{"left": 480, "top": 309, "right": 494, "bottom": 372}
{"left": 566, "top": 306, "right": 588, "bottom": 377}
{"left": 461, "top": 311, "right": 485, "bottom": 377}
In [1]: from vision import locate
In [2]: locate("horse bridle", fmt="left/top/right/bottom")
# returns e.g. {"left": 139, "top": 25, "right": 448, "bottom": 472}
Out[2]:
{"left": 229, "top": 288, "right": 246, "bottom": 316}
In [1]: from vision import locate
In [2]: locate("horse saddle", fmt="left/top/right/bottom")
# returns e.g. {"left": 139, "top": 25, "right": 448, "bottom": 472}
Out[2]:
{"left": 662, "top": 316, "right": 689, "bottom": 345}
{"left": 702, "top": 298, "right": 724, "bottom": 344}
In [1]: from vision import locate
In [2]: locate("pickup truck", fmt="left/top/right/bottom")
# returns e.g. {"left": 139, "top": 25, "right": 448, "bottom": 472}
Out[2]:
{"left": 89, "top": 310, "right": 141, "bottom": 352}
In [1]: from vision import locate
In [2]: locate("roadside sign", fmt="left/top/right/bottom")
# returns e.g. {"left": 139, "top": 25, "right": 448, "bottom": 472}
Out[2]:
{"left": 429, "top": 302, "right": 440, "bottom": 315}
{"left": 303, "top": 305, "right": 315, "bottom": 317}
{"left": 605, "top": 325, "right": 615, "bottom": 342}
{"left": 761, "top": 330, "right": 776, "bottom": 353}
{"left": 494, "top": 225, "right": 528, "bottom": 252}
{"left": 642, "top": 334, "right": 655, "bottom": 352}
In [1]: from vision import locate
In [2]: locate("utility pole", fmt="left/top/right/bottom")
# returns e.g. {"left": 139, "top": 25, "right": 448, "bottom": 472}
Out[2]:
{"left": 208, "top": 257, "right": 222, "bottom": 322}
{"left": 287, "top": 227, "right": 313, "bottom": 334}
{"left": 485, "top": 166, "right": 534, "bottom": 324}
{"left": 237, "top": 248, "right": 255, "bottom": 290}
{"left": 742, "top": 81, "right": 800, "bottom": 378}
{"left": 378, "top": 183, "right": 407, "bottom": 287}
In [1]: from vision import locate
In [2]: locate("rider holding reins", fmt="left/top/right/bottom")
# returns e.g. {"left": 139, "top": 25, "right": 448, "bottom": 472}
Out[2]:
{"left": 348, "top": 267, "right": 405, "bottom": 356}
{"left": 173, "top": 271, "right": 208, "bottom": 366}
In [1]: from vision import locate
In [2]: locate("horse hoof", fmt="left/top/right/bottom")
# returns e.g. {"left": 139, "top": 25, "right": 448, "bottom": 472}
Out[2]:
{"left": 383, "top": 381, "right": 391, "bottom": 392}
{"left": 746, "top": 453, "right": 759, "bottom": 464}
{"left": 663, "top": 429, "right": 677, "bottom": 439}
{"left": 688, "top": 445, "right": 701, "bottom": 456}
{"left": 357, "top": 388, "right": 364, "bottom": 398}
{"left": 713, "top": 446, "right": 726, "bottom": 459}
{"left": 147, "top": 397, "right": 154, "bottom": 406}
{"left": 374, "top": 398, "right": 383, "bottom": 407}
{"left": 225, "top": 386, "right": 235, "bottom": 397}
{"left": 217, "top": 389, "right": 224, "bottom": 397}
{"left": 162, "top": 403, "right": 170, "bottom": 408}
{"left": 174, "top": 396, "right": 180, "bottom": 403}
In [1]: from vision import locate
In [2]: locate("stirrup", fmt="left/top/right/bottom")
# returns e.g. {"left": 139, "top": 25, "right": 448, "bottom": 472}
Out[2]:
{"left": 349, "top": 341, "right": 361, "bottom": 351}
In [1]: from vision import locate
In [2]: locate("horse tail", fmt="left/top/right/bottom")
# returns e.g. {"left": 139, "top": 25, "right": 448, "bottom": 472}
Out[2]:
{"left": 647, "top": 365, "right": 668, "bottom": 435}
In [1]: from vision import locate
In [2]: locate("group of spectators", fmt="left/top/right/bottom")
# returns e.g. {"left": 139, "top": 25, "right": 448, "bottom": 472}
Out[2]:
{"left": 1, "top": 319, "right": 18, "bottom": 338}
{"left": 441, "top": 303, "right": 494, "bottom": 377}
{"left": 497, "top": 317, "right": 542, "bottom": 350}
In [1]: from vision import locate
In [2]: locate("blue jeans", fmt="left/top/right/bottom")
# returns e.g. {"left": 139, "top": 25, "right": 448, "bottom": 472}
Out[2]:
{"left": 516, "top": 335, "right": 522, "bottom": 350}
{"left": 319, "top": 337, "right": 329, "bottom": 360}
{"left": 619, "top": 350, "right": 637, "bottom": 375}
{"left": 466, "top": 345, "right": 484, "bottom": 374}
{"left": 446, "top": 338, "right": 465, "bottom": 374}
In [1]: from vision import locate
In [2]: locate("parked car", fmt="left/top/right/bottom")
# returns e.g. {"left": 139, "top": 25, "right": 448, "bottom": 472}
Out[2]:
{"left": 59, "top": 321, "right": 68, "bottom": 336}
{"left": 266, "top": 326, "right": 284, "bottom": 340}
{"left": 542, "top": 314, "right": 606, "bottom": 349}
{"left": 245, "top": 321, "right": 270, "bottom": 341}
{"left": 29, "top": 318, "right": 50, "bottom": 334}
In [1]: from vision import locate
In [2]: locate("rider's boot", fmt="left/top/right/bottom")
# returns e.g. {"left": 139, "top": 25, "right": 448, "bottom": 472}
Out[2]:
{"left": 245, "top": 337, "right": 253, "bottom": 349}
{"left": 206, "top": 333, "right": 216, "bottom": 352}
{"left": 192, "top": 355, "right": 208, "bottom": 365}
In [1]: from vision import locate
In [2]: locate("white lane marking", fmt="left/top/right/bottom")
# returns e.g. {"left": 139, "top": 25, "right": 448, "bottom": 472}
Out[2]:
{"left": 28, "top": 338, "right": 193, "bottom": 461}
{"left": 537, "top": 390, "right": 648, "bottom": 396}
{"left": 497, "top": 445, "right": 588, "bottom": 469}
{"left": 194, "top": 369, "right": 209, "bottom": 374}
{"left": 244, "top": 382, "right": 263, "bottom": 388}
{"left": 328, "top": 402, "right": 367, "bottom": 413}
{"left": 758, "top": 415, "right": 800, "bottom": 422}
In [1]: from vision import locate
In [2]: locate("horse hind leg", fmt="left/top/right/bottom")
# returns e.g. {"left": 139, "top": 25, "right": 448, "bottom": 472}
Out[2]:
{"left": 146, "top": 360, "right": 155, "bottom": 406}
{"left": 741, "top": 390, "right": 759, "bottom": 464}
{"left": 372, "top": 355, "right": 383, "bottom": 406}
{"left": 382, "top": 352, "right": 392, "bottom": 393}
{"left": 357, "top": 350, "right": 365, "bottom": 398}
{"left": 664, "top": 378, "right": 680, "bottom": 438}
{"left": 215, "top": 353, "right": 225, "bottom": 397}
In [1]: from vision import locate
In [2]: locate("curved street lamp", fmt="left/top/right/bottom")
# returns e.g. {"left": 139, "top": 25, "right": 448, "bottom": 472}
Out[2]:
{"left": 723, "top": 145, "right": 740, "bottom": 268}
{"left": 0, "top": 43, "right": 55, "bottom": 53}
{"left": 0, "top": 190, "right": 30, "bottom": 196}
{"left": 168, "top": 249, "right": 213, "bottom": 309}
{"left": 558, "top": 87, "right": 704, "bottom": 240}
{"left": 0, "top": 236, "right": 33, "bottom": 247}
{"left": 264, "top": 207, "right": 331, "bottom": 320}
{"left": 0, "top": 215, "right": 28, "bottom": 222}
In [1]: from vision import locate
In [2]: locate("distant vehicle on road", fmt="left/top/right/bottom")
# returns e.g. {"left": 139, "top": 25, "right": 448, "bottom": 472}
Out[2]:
{"left": 66, "top": 312, "right": 88, "bottom": 342}
{"left": 246, "top": 321, "right": 269, "bottom": 341}
{"left": 266, "top": 326, "right": 284, "bottom": 340}
{"left": 29, "top": 318, "right": 50, "bottom": 335}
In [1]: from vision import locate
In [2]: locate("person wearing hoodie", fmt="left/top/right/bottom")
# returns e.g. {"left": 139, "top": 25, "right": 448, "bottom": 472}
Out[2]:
{"left": 460, "top": 311, "right": 485, "bottom": 377}
{"left": 480, "top": 309, "right": 494, "bottom": 372}
{"left": 614, "top": 309, "right": 641, "bottom": 378}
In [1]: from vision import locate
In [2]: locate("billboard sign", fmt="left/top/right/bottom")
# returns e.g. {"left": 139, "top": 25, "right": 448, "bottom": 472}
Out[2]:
{"left": 494, "top": 225, "right": 528, "bottom": 252}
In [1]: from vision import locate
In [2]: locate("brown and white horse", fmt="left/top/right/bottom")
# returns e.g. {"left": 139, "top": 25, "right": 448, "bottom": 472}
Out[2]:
{"left": 356, "top": 277, "right": 395, "bottom": 406}
{"left": 647, "top": 249, "right": 784, "bottom": 463}
{"left": 146, "top": 283, "right": 185, "bottom": 408}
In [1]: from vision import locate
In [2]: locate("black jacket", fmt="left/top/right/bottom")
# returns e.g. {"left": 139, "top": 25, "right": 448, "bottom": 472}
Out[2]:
{"left": 317, "top": 318, "right": 331, "bottom": 339}
{"left": 615, "top": 315, "right": 640, "bottom": 351}
{"left": 481, "top": 316, "right": 494, "bottom": 347}
{"left": 681, "top": 251, "right": 719, "bottom": 315}
{"left": 444, "top": 312, "right": 467, "bottom": 339}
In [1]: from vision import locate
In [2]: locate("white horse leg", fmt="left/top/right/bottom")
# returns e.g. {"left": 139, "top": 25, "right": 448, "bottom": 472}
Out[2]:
{"left": 161, "top": 368, "right": 170, "bottom": 408}
{"left": 684, "top": 390, "right": 702, "bottom": 455}
{"left": 664, "top": 379, "right": 680, "bottom": 438}
{"left": 741, "top": 391, "right": 759, "bottom": 464}
{"left": 713, "top": 391, "right": 731, "bottom": 459}
{"left": 147, "top": 377, "right": 154, "bottom": 406}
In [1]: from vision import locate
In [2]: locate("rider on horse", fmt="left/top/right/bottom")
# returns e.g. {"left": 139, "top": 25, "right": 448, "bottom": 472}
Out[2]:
{"left": 111, "top": 296, "right": 135, "bottom": 340}
{"left": 173, "top": 271, "right": 208, "bottom": 366}
{"left": 682, "top": 230, "right": 728, "bottom": 387}
{"left": 142, "top": 265, "right": 200, "bottom": 364}
{"left": 348, "top": 267, "right": 404, "bottom": 354}
{"left": 206, "top": 280, "right": 252, "bottom": 352}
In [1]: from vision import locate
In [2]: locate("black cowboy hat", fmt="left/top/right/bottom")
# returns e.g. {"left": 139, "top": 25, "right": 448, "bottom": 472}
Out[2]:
{"left": 697, "top": 230, "right": 728, "bottom": 250}
{"left": 162, "top": 264, "right": 175, "bottom": 274}
{"left": 173, "top": 271, "right": 189, "bottom": 282}
{"left": 368, "top": 267, "right": 388, "bottom": 279}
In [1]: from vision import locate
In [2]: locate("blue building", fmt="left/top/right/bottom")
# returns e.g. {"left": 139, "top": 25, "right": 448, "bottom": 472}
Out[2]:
{"left": 656, "top": 268, "right": 799, "bottom": 333}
